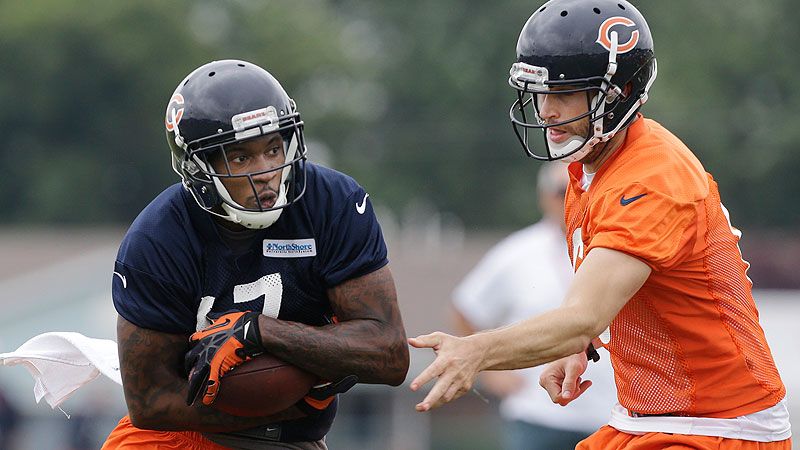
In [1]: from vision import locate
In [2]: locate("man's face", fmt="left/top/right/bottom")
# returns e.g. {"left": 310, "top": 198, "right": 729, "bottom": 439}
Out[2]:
{"left": 537, "top": 87, "right": 591, "bottom": 144}
{"left": 211, "top": 132, "right": 287, "bottom": 210}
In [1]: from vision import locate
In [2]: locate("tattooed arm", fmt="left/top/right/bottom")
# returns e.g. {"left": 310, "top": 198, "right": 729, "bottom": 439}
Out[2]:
{"left": 259, "top": 265, "right": 409, "bottom": 385}
{"left": 117, "top": 316, "right": 304, "bottom": 431}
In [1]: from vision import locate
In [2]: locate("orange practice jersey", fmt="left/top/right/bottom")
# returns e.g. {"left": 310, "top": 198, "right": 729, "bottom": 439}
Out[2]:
{"left": 564, "top": 115, "right": 785, "bottom": 418}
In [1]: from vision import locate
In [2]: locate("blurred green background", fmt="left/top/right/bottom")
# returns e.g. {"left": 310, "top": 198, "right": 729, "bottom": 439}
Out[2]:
{"left": 2, "top": 0, "right": 798, "bottom": 229}
{"left": 0, "top": 1, "right": 798, "bottom": 449}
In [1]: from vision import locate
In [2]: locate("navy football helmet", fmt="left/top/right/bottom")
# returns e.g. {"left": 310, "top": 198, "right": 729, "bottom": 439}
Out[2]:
{"left": 165, "top": 60, "right": 307, "bottom": 229}
{"left": 509, "top": 0, "right": 657, "bottom": 162}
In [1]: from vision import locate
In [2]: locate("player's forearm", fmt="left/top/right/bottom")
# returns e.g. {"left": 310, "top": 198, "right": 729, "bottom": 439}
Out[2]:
{"left": 258, "top": 266, "right": 409, "bottom": 385}
{"left": 258, "top": 316, "right": 409, "bottom": 386}
{"left": 118, "top": 316, "right": 300, "bottom": 432}
{"left": 475, "top": 304, "right": 596, "bottom": 371}
{"left": 476, "top": 247, "right": 651, "bottom": 371}
{"left": 127, "top": 382, "right": 302, "bottom": 432}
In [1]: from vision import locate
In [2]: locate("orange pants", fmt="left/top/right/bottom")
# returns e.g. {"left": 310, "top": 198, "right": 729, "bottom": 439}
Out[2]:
{"left": 101, "top": 415, "right": 229, "bottom": 450}
{"left": 577, "top": 425, "right": 792, "bottom": 450}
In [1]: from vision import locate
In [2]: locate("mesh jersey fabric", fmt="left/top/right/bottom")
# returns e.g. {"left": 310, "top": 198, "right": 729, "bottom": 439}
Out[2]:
{"left": 564, "top": 115, "right": 785, "bottom": 418}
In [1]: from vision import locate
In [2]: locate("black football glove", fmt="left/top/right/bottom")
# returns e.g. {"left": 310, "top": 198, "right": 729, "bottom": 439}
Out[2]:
{"left": 295, "top": 375, "right": 359, "bottom": 416}
{"left": 586, "top": 342, "right": 600, "bottom": 363}
{"left": 184, "top": 311, "right": 264, "bottom": 407}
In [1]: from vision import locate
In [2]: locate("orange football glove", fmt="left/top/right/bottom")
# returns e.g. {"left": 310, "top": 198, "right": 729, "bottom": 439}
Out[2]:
{"left": 295, "top": 375, "right": 358, "bottom": 416}
{"left": 184, "top": 311, "right": 263, "bottom": 406}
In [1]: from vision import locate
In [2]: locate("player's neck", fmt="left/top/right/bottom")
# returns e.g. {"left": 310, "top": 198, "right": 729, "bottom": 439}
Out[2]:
{"left": 582, "top": 128, "right": 628, "bottom": 173}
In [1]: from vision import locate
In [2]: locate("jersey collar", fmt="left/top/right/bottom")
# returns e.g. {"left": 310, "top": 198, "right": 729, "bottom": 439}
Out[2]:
{"left": 568, "top": 113, "right": 648, "bottom": 192}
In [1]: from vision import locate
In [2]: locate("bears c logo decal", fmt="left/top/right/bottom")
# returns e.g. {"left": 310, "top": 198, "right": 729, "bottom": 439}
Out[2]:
{"left": 596, "top": 16, "right": 640, "bottom": 54}
{"left": 165, "top": 93, "right": 185, "bottom": 132}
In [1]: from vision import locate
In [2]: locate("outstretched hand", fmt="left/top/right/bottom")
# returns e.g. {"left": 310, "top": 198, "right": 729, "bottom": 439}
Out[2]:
{"left": 539, "top": 352, "right": 592, "bottom": 406}
{"left": 408, "top": 332, "right": 486, "bottom": 412}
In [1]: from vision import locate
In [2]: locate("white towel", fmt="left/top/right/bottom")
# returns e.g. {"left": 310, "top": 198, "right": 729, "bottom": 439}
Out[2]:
{"left": 0, "top": 332, "right": 121, "bottom": 409}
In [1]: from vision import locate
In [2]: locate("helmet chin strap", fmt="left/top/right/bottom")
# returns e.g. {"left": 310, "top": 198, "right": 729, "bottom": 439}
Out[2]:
{"left": 219, "top": 184, "right": 288, "bottom": 229}
{"left": 547, "top": 135, "right": 594, "bottom": 163}
{"left": 211, "top": 131, "right": 300, "bottom": 230}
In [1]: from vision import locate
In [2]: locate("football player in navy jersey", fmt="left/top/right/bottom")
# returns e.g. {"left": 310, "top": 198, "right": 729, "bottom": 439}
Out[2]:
{"left": 102, "top": 60, "right": 409, "bottom": 450}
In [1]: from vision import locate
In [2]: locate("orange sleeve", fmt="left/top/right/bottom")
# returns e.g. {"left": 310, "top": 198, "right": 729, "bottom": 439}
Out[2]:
{"left": 586, "top": 183, "right": 698, "bottom": 272}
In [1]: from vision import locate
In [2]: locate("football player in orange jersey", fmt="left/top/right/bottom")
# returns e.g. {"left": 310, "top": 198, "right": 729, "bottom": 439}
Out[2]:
{"left": 408, "top": 0, "right": 791, "bottom": 448}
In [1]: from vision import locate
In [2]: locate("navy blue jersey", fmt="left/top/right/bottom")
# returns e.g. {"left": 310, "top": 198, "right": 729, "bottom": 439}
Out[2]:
{"left": 112, "top": 162, "right": 388, "bottom": 443}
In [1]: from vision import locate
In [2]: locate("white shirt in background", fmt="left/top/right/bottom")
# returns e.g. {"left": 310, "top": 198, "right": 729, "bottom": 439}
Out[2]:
{"left": 453, "top": 220, "right": 617, "bottom": 433}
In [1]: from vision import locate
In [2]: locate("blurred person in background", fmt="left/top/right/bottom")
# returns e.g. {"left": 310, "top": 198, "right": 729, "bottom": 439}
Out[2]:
{"left": 409, "top": 0, "right": 791, "bottom": 449}
{"left": 451, "top": 163, "right": 616, "bottom": 450}
{"left": 102, "top": 60, "right": 408, "bottom": 449}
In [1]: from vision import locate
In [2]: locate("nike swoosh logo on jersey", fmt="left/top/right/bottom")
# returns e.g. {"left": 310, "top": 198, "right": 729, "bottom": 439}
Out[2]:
{"left": 620, "top": 193, "right": 647, "bottom": 206}
{"left": 355, "top": 192, "right": 370, "bottom": 214}
{"left": 113, "top": 271, "right": 127, "bottom": 289}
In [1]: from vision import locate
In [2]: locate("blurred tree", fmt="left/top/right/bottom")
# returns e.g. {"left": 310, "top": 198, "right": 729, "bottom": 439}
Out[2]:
{"left": 639, "top": 1, "right": 800, "bottom": 229}
{"left": 0, "top": 0, "right": 797, "bottom": 229}
{"left": 335, "top": 0, "right": 546, "bottom": 228}
{"left": 0, "top": 0, "right": 378, "bottom": 224}
{"left": 340, "top": 0, "right": 800, "bottom": 229}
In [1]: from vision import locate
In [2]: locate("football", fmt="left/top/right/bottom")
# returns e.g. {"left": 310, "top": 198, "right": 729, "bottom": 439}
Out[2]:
{"left": 212, "top": 353, "right": 316, "bottom": 417}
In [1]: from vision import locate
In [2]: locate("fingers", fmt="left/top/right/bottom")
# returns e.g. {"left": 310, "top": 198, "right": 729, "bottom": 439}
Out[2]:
{"left": 557, "top": 379, "right": 592, "bottom": 406}
{"left": 409, "top": 338, "right": 453, "bottom": 410}
{"left": 410, "top": 356, "right": 444, "bottom": 392}
{"left": 187, "top": 343, "right": 239, "bottom": 406}
{"left": 551, "top": 378, "right": 592, "bottom": 406}
{"left": 409, "top": 332, "right": 450, "bottom": 391}
{"left": 408, "top": 331, "right": 478, "bottom": 412}
{"left": 578, "top": 379, "right": 592, "bottom": 397}
{"left": 560, "top": 361, "right": 580, "bottom": 399}
{"left": 414, "top": 369, "right": 471, "bottom": 412}
{"left": 186, "top": 365, "right": 210, "bottom": 406}
{"left": 308, "top": 375, "right": 359, "bottom": 400}
{"left": 407, "top": 333, "right": 443, "bottom": 350}
{"left": 441, "top": 379, "right": 471, "bottom": 406}
{"left": 301, "top": 393, "right": 335, "bottom": 412}
{"left": 331, "top": 374, "right": 358, "bottom": 395}
{"left": 202, "top": 361, "right": 223, "bottom": 406}
{"left": 539, "top": 354, "right": 591, "bottom": 406}
{"left": 539, "top": 370, "right": 564, "bottom": 403}
{"left": 202, "top": 379, "right": 219, "bottom": 406}
{"left": 415, "top": 373, "right": 448, "bottom": 411}
{"left": 555, "top": 376, "right": 580, "bottom": 406}
{"left": 184, "top": 345, "right": 202, "bottom": 377}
